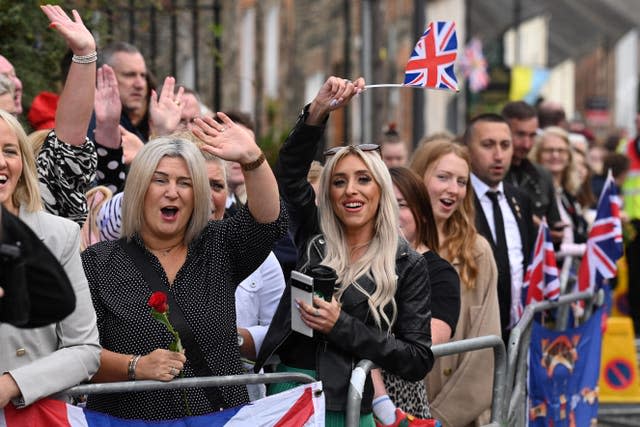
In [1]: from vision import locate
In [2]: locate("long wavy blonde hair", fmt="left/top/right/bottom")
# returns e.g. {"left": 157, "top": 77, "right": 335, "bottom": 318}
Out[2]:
{"left": 410, "top": 139, "right": 479, "bottom": 289}
{"left": 317, "top": 146, "right": 399, "bottom": 330}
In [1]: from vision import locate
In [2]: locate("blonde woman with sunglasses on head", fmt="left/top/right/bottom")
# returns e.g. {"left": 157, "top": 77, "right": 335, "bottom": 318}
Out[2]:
{"left": 255, "top": 77, "right": 434, "bottom": 426}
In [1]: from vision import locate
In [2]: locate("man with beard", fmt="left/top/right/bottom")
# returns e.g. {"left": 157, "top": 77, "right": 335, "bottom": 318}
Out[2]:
{"left": 465, "top": 113, "right": 536, "bottom": 343}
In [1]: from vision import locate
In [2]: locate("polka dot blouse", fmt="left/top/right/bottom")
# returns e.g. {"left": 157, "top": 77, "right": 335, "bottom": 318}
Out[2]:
{"left": 81, "top": 205, "right": 287, "bottom": 420}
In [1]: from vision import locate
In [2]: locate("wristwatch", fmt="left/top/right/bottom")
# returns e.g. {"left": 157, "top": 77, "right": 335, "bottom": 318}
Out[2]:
{"left": 237, "top": 333, "right": 244, "bottom": 347}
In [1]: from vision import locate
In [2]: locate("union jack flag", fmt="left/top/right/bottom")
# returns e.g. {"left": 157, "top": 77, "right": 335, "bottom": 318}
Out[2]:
{"left": 524, "top": 220, "right": 561, "bottom": 308}
{"left": 403, "top": 21, "right": 459, "bottom": 91}
{"left": 576, "top": 172, "right": 623, "bottom": 294}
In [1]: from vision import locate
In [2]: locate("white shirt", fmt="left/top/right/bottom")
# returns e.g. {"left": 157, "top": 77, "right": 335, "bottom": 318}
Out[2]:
{"left": 235, "top": 252, "right": 285, "bottom": 400}
{"left": 235, "top": 252, "right": 285, "bottom": 354}
{"left": 225, "top": 193, "right": 237, "bottom": 209}
{"left": 471, "top": 174, "right": 524, "bottom": 327}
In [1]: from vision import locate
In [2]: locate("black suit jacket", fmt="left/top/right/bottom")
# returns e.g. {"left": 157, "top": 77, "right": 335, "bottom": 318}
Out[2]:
{"left": 474, "top": 182, "right": 536, "bottom": 270}
{"left": 474, "top": 182, "right": 536, "bottom": 338}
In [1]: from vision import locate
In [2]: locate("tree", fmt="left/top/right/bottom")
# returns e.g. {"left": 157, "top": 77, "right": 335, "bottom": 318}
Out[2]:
{"left": 0, "top": 0, "right": 68, "bottom": 123}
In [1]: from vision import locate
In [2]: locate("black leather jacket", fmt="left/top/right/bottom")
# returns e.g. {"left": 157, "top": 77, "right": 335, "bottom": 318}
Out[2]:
{"left": 255, "top": 107, "right": 434, "bottom": 413}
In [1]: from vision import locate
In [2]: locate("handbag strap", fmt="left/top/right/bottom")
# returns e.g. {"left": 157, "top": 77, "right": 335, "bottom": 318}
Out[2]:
{"left": 119, "top": 239, "right": 226, "bottom": 410}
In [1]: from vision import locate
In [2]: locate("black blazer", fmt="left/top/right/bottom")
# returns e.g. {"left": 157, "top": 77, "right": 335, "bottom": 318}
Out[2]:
{"left": 473, "top": 182, "right": 536, "bottom": 273}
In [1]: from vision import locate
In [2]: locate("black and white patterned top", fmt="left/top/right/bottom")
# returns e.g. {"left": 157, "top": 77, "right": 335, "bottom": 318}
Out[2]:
{"left": 37, "top": 131, "right": 97, "bottom": 226}
{"left": 81, "top": 205, "right": 287, "bottom": 420}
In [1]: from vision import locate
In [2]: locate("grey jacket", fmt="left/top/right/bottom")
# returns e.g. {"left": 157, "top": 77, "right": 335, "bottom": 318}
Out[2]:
{"left": 0, "top": 208, "right": 100, "bottom": 406}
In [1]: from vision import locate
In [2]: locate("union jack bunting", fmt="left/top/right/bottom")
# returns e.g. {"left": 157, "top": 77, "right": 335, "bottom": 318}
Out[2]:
{"left": 524, "top": 220, "right": 561, "bottom": 307}
{"left": 576, "top": 172, "right": 623, "bottom": 294}
{"left": 403, "top": 21, "right": 459, "bottom": 91}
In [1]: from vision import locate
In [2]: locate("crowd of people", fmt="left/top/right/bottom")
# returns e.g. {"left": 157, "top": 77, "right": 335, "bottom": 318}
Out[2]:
{"left": 1, "top": 4, "right": 639, "bottom": 427}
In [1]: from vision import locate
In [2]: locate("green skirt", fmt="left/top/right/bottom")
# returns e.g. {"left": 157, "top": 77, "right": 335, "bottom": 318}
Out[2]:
{"left": 267, "top": 364, "right": 375, "bottom": 427}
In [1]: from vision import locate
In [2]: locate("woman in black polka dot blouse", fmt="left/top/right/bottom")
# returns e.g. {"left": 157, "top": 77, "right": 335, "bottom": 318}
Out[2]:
{"left": 81, "top": 113, "right": 287, "bottom": 420}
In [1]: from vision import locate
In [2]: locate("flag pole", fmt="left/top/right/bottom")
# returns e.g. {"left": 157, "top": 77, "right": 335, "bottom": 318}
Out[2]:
{"left": 364, "top": 83, "right": 460, "bottom": 92}
{"left": 364, "top": 84, "right": 405, "bottom": 89}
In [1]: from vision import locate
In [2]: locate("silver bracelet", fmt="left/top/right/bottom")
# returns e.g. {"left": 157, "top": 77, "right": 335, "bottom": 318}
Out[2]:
{"left": 128, "top": 354, "right": 142, "bottom": 380}
{"left": 72, "top": 51, "right": 97, "bottom": 64}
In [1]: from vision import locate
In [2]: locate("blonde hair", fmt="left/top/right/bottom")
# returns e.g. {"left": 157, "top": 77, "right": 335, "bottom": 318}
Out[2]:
{"left": 28, "top": 129, "right": 53, "bottom": 157}
{"left": 410, "top": 139, "right": 479, "bottom": 289}
{"left": 168, "top": 130, "right": 228, "bottom": 183}
{"left": 0, "top": 110, "right": 41, "bottom": 212}
{"left": 317, "top": 147, "right": 399, "bottom": 330}
{"left": 121, "top": 136, "right": 211, "bottom": 243}
{"left": 81, "top": 186, "right": 113, "bottom": 250}
{"left": 530, "top": 126, "right": 581, "bottom": 195}
{"left": 417, "top": 130, "right": 455, "bottom": 146}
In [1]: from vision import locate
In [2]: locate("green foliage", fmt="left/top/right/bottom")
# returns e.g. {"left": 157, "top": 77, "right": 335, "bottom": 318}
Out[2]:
{"left": 258, "top": 128, "right": 289, "bottom": 168}
{"left": 0, "top": 0, "right": 67, "bottom": 116}
{"left": 258, "top": 98, "right": 288, "bottom": 167}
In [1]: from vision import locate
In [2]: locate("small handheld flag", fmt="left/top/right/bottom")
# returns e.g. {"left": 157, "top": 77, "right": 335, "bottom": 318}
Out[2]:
{"left": 365, "top": 21, "right": 459, "bottom": 91}
{"left": 524, "top": 219, "right": 561, "bottom": 307}
{"left": 460, "top": 37, "right": 489, "bottom": 93}
{"left": 403, "top": 21, "right": 458, "bottom": 91}
{"left": 576, "top": 170, "right": 623, "bottom": 295}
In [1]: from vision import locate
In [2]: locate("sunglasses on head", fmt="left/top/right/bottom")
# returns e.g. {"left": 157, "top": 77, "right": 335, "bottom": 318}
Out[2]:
{"left": 323, "top": 144, "right": 381, "bottom": 157}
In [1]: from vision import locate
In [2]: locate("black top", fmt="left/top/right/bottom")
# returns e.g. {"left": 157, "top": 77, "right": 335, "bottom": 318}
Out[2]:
{"left": 423, "top": 250, "right": 460, "bottom": 337}
{"left": 505, "top": 159, "right": 561, "bottom": 225}
{"left": 87, "top": 111, "right": 149, "bottom": 193}
{"left": 82, "top": 206, "right": 287, "bottom": 420}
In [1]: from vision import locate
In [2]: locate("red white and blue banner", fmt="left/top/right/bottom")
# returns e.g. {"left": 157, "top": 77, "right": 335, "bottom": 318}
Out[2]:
{"left": 0, "top": 382, "right": 324, "bottom": 427}
{"left": 528, "top": 309, "right": 603, "bottom": 426}
{"left": 403, "top": 21, "right": 458, "bottom": 91}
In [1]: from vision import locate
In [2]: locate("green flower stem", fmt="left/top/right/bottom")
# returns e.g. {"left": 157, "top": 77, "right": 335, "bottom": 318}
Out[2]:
{"left": 150, "top": 309, "right": 190, "bottom": 415}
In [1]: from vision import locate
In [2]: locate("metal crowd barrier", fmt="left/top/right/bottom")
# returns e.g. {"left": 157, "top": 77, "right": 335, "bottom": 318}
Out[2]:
{"left": 345, "top": 335, "right": 508, "bottom": 427}
{"left": 346, "top": 359, "right": 376, "bottom": 427}
{"left": 63, "top": 335, "right": 508, "bottom": 426}
{"left": 505, "top": 290, "right": 598, "bottom": 426}
{"left": 63, "top": 372, "right": 315, "bottom": 396}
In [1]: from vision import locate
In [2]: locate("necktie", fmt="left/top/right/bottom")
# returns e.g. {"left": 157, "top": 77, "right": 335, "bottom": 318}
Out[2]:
{"left": 486, "top": 190, "right": 512, "bottom": 339}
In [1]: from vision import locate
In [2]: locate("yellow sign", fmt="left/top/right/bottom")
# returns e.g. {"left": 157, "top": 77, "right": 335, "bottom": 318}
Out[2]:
{"left": 612, "top": 256, "right": 629, "bottom": 317}
{"left": 598, "top": 316, "right": 640, "bottom": 402}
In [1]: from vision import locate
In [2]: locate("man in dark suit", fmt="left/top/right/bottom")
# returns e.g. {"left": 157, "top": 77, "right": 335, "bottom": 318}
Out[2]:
{"left": 464, "top": 113, "right": 536, "bottom": 343}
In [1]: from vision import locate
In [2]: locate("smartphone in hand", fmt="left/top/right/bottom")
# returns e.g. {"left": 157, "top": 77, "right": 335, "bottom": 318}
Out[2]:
{"left": 290, "top": 270, "right": 313, "bottom": 337}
